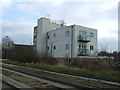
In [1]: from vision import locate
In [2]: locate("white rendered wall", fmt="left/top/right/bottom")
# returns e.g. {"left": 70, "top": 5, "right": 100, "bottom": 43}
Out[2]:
{"left": 35, "top": 17, "right": 97, "bottom": 58}
{"left": 36, "top": 17, "right": 61, "bottom": 55}
{"left": 74, "top": 25, "right": 97, "bottom": 57}
{"left": 47, "top": 26, "right": 72, "bottom": 58}
{"left": 47, "top": 25, "right": 97, "bottom": 58}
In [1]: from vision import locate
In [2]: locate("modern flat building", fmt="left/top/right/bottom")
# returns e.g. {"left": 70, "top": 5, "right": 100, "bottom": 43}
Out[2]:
{"left": 33, "top": 17, "right": 97, "bottom": 58}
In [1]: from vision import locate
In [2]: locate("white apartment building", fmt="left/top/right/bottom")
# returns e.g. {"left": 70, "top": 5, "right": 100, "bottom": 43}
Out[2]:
{"left": 33, "top": 17, "right": 97, "bottom": 58}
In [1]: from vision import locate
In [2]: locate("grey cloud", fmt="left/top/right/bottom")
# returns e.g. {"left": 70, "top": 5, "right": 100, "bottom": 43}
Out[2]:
{"left": 98, "top": 37, "right": 118, "bottom": 52}
{"left": 2, "top": 2, "right": 118, "bottom": 51}
{"left": 2, "top": 20, "right": 35, "bottom": 44}
{"left": 17, "top": 2, "right": 117, "bottom": 24}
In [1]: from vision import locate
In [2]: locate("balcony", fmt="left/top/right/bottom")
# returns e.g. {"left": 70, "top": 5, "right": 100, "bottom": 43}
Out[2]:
{"left": 78, "top": 34, "right": 90, "bottom": 43}
{"left": 78, "top": 49, "right": 89, "bottom": 56}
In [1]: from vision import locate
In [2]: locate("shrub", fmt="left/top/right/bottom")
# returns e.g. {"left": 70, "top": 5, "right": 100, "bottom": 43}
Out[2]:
{"left": 64, "top": 58, "right": 113, "bottom": 72}
{"left": 38, "top": 54, "right": 58, "bottom": 65}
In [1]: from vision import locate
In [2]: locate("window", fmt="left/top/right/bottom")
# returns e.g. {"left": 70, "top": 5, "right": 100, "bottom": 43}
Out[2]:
{"left": 34, "top": 30, "right": 37, "bottom": 36}
{"left": 47, "top": 46, "right": 49, "bottom": 50}
{"left": 33, "top": 41, "right": 36, "bottom": 45}
{"left": 66, "top": 31, "right": 70, "bottom": 37}
{"left": 79, "top": 31, "right": 86, "bottom": 35}
{"left": 90, "top": 32, "right": 94, "bottom": 38}
{"left": 65, "top": 44, "right": 69, "bottom": 50}
{"left": 53, "top": 33, "right": 56, "bottom": 37}
{"left": 90, "top": 45, "right": 94, "bottom": 50}
{"left": 53, "top": 46, "right": 56, "bottom": 50}
{"left": 47, "top": 32, "right": 50, "bottom": 39}
{"left": 47, "top": 35, "right": 49, "bottom": 39}
{"left": 34, "top": 37, "right": 36, "bottom": 41}
{"left": 79, "top": 45, "right": 86, "bottom": 53}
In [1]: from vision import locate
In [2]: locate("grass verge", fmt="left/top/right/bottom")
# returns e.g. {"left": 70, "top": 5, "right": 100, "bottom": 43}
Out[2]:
{"left": 2, "top": 60, "right": 120, "bottom": 81}
{"left": 3, "top": 64, "right": 120, "bottom": 88}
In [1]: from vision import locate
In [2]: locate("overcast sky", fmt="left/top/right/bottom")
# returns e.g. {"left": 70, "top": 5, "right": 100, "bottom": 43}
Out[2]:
{"left": 1, "top": 0, "right": 119, "bottom": 52}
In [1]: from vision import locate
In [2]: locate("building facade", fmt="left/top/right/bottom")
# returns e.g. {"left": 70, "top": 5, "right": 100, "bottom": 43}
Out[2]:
{"left": 33, "top": 17, "right": 97, "bottom": 58}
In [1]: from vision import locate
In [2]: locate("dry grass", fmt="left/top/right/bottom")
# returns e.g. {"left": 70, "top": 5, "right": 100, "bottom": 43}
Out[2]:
{"left": 2, "top": 70, "right": 38, "bottom": 84}
{"left": 3, "top": 64, "right": 120, "bottom": 88}
{"left": 62, "top": 58, "right": 114, "bottom": 72}
{"left": 2, "top": 70, "right": 59, "bottom": 89}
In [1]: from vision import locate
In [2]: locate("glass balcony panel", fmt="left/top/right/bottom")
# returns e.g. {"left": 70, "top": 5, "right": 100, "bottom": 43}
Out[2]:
{"left": 78, "top": 34, "right": 90, "bottom": 42}
{"left": 78, "top": 49, "right": 89, "bottom": 55}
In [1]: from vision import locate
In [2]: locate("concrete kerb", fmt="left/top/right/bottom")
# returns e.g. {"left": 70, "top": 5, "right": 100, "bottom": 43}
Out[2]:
{"left": 2, "top": 74, "right": 36, "bottom": 90}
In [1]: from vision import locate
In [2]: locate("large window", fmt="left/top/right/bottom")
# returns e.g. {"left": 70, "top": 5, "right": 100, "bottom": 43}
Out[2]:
{"left": 79, "top": 45, "right": 86, "bottom": 53}
{"left": 66, "top": 31, "right": 70, "bottom": 37}
{"left": 65, "top": 44, "right": 69, "bottom": 50}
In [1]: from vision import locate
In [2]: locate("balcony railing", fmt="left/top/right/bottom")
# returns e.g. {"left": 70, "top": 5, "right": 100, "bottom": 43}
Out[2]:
{"left": 78, "top": 49, "right": 90, "bottom": 56}
{"left": 78, "top": 34, "right": 90, "bottom": 42}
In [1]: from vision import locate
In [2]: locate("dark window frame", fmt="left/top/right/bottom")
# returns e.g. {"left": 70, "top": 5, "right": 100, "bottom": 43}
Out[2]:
{"left": 47, "top": 46, "right": 49, "bottom": 50}
{"left": 66, "top": 31, "right": 70, "bottom": 37}
{"left": 47, "top": 35, "right": 49, "bottom": 39}
{"left": 90, "top": 45, "right": 94, "bottom": 50}
{"left": 65, "top": 44, "right": 69, "bottom": 50}
{"left": 53, "top": 33, "right": 56, "bottom": 37}
{"left": 90, "top": 32, "right": 94, "bottom": 38}
{"left": 53, "top": 46, "right": 56, "bottom": 50}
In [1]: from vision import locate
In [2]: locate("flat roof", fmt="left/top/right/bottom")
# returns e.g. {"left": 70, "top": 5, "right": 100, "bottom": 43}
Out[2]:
{"left": 48, "top": 24, "right": 97, "bottom": 33}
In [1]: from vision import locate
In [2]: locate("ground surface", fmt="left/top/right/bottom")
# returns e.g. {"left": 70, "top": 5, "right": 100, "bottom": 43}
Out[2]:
{"left": 2, "top": 80, "right": 19, "bottom": 90}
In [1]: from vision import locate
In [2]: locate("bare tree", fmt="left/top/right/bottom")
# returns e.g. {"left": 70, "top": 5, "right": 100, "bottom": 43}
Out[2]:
{"left": 2, "top": 36, "right": 14, "bottom": 59}
{"left": 99, "top": 43, "right": 108, "bottom": 52}
{"left": 2, "top": 36, "right": 14, "bottom": 49}
{"left": 0, "top": 43, "right": 2, "bottom": 59}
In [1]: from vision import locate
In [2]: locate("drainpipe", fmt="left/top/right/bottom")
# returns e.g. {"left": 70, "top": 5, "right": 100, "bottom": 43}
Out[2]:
{"left": 51, "top": 43, "right": 53, "bottom": 56}
{"left": 71, "top": 26, "right": 74, "bottom": 58}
